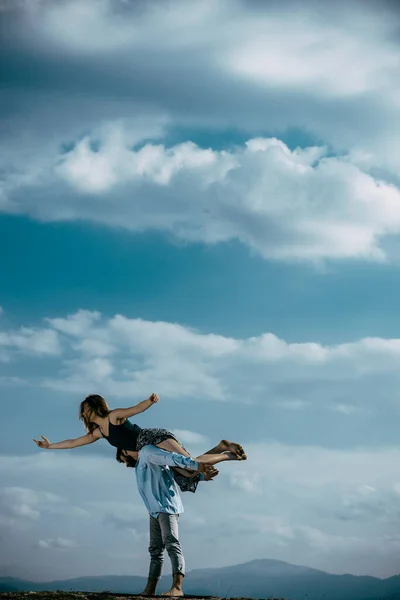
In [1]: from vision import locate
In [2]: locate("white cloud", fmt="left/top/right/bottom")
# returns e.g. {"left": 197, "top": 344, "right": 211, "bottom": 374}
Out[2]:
{"left": 38, "top": 537, "right": 77, "bottom": 550}
{"left": 72, "top": 338, "right": 115, "bottom": 357}
{"left": 27, "top": 0, "right": 226, "bottom": 55}
{"left": 172, "top": 430, "right": 209, "bottom": 446}
{"left": 0, "top": 487, "right": 61, "bottom": 527}
{"left": 230, "top": 472, "right": 261, "bottom": 494}
{"left": 3, "top": 133, "right": 400, "bottom": 263}
{"left": 227, "top": 6, "right": 399, "bottom": 99}
{"left": 2, "top": 0, "right": 400, "bottom": 579}
{"left": 2, "top": 1, "right": 400, "bottom": 263}
{"left": 4, "top": 309, "right": 400, "bottom": 415}
{"left": 48, "top": 310, "right": 101, "bottom": 337}
{"left": 35, "top": 0, "right": 142, "bottom": 54}
{"left": 22, "top": 0, "right": 400, "bottom": 115}
{"left": 0, "top": 327, "right": 61, "bottom": 357}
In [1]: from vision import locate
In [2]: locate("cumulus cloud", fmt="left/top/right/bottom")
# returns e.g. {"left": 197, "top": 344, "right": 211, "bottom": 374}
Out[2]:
{"left": 3, "top": 309, "right": 400, "bottom": 414}
{"left": 1, "top": 0, "right": 400, "bottom": 263}
{"left": 0, "top": 327, "right": 61, "bottom": 357}
{"left": 2, "top": 0, "right": 400, "bottom": 581}
{"left": 2, "top": 132, "right": 400, "bottom": 263}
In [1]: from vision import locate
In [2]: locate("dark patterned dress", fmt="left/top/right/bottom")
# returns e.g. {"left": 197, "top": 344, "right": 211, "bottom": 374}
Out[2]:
{"left": 99, "top": 419, "right": 201, "bottom": 493}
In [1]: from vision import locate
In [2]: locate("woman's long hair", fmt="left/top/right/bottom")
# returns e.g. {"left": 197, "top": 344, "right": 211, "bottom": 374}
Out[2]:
{"left": 79, "top": 394, "right": 110, "bottom": 434}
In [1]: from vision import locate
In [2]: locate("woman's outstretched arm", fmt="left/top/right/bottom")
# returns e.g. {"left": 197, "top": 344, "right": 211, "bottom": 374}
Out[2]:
{"left": 33, "top": 430, "right": 101, "bottom": 449}
{"left": 111, "top": 393, "right": 159, "bottom": 420}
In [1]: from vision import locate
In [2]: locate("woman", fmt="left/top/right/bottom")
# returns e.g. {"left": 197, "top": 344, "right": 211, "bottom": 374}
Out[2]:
{"left": 34, "top": 393, "right": 247, "bottom": 491}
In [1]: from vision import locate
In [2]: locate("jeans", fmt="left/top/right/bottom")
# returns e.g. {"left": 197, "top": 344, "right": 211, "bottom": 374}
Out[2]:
{"left": 148, "top": 513, "right": 185, "bottom": 578}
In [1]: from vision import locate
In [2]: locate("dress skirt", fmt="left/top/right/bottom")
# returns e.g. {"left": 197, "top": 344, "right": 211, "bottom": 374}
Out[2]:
{"left": 136, "top": 427, "right": 201, "bottom": 493}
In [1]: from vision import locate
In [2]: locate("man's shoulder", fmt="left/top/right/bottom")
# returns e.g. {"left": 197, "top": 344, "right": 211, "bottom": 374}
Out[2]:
{"left": 139, "top": 444, "right": 159, "bottom": 458}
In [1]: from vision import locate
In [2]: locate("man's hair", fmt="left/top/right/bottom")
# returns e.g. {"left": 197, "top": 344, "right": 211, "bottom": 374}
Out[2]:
{"left": 116, "top": 448, "right": 137, "bottom": 468}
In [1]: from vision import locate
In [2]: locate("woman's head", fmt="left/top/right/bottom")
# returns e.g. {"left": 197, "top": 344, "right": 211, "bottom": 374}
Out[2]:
{"left": 79, "top": 394, "right": 110, "bottom": 433}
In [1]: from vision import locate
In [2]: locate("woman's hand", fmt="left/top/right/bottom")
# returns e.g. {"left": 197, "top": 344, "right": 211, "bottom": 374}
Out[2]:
{"left": 149, "top": 393, "right": 159, "bottom": 404}
{"left": 33, "top": 432, "right": 99, "bottom": 449}
{"left": 33, "top": 435, "right": 50, "bottom": 448}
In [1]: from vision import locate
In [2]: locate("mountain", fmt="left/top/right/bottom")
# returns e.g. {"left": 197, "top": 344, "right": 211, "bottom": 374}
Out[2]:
{"left": 0, "top": 576, "right": 145, "bottom": 594}
{"left": 183, "top": 559, "right": 397, "bottom": 599}
{"left": 1, "top": 558, "right": 400, "bottom": 600}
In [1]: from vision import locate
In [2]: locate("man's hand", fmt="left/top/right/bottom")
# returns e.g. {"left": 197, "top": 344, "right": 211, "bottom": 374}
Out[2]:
{"left": 149, "top": 393, "right": 159, "bottom": 403}
{"left": 33, "top": 435, "right": 50, "bottom": 448}
{"left": 203, "top": 467, "right": 219, "bottom": 481}
{"left": 198, "top": 463, "right": 217, "bottom": 478}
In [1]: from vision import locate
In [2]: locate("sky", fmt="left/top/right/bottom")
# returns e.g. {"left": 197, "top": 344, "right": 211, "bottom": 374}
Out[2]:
{"left": 1, "top": 0, "right": 400, "bottom": 582}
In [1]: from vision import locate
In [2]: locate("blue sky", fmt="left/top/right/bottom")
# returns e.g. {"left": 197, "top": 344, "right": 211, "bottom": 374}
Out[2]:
{"left": 2, "top": 0, "right": 400, "bottom": 583}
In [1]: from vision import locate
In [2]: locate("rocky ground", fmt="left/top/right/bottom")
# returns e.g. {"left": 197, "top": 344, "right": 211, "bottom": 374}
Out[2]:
{"left": 0, "top": 594, "right": 285, "bottom": 600}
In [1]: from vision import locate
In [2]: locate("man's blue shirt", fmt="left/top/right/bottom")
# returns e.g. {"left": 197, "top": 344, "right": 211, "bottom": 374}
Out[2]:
{"left": 135, "top": 445, "right": 202, "bottom": 518}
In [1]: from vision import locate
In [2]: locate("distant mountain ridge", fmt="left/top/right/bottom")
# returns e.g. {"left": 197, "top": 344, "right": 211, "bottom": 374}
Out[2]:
{"left": 1, "top": 558, "right": 399, "bottom": 600}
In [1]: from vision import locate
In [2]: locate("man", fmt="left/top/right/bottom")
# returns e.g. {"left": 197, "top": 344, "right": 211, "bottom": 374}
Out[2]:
{"left": 117, "top": 442, "right": 238, "bottom": 596}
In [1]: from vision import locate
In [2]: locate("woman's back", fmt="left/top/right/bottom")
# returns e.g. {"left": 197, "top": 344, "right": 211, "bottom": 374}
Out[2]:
{"left": 101, "top": 418, "right": 142, "bottom": 450}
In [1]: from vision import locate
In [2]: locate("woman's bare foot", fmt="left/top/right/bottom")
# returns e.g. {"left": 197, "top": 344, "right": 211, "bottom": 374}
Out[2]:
{"left": 220, "top": 439, "right": 247, "bottom": 460}
{"left": 221, "top": 451, "right": 241, "bottom": 461}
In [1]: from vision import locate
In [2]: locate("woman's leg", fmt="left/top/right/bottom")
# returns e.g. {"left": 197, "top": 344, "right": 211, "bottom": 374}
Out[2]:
{"left": 157, "top": 437, "right": 247, "bottom": 478}
{"left": 195, "top": 451, "right": 237, "bottom": 465}
{"left": 156, "top": 438, "right": 191, "bottom": 457}
{"left": 156, "top": 438, "right": 197, "bottom": 478}
{"left": 157, "top": 437, "right": 246, "bottom": 460}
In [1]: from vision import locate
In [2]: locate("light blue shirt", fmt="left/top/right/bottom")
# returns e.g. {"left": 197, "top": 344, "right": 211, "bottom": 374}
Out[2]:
{"left": 135, "top": 445, "right": 202, "bottom": 518}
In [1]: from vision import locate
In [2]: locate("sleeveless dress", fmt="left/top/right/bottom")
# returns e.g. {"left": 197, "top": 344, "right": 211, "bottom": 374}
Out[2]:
{"left": 99, "top": 418, "right": 201, "bottom": 493}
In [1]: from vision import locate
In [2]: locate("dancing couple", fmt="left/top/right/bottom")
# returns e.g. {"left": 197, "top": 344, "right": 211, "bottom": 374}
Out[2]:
{"left": 34, "top": 393, "right": 247, "bottom": 596}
